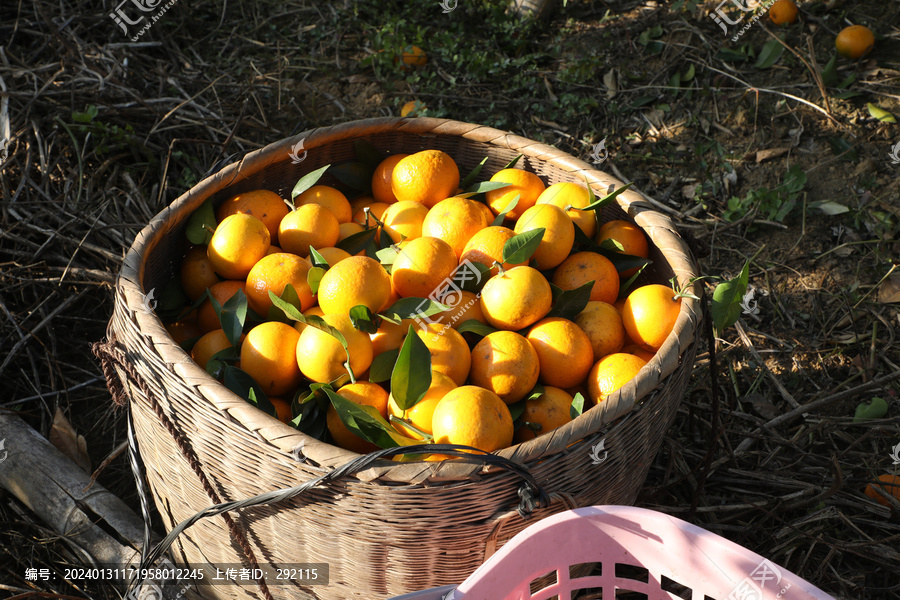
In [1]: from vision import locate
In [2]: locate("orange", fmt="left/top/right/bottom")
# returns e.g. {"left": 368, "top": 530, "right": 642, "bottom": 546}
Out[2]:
{"left": 622, "top": 284, "right": 682, "bottom": 351}
{"left": 398, "top": 45, "right": 428, "bottom": 69}
{"left": 391, "top": 236, "right": 458, "bottom": 299}
{"left": 552, "top": 251, "right": 619, "bottom": 305}
{"left": 191, "top": 329, "right": 235, "bottom": 372}
{"left": 315, "top": 246, "right": 352, "bottom": 267}
{"left": 381, "top": 200, "right": 430, "bottom": 243}
{"left": 623, "top": 344, "right": 656, "bottom": 363}
{"left": 266, "top": 244, "right": 283, "bottom": 255}
{"left": 327, "top": 381, "right": 390, "bottom": 454}
{"left": 864, "top": 474, "right": 900, "bottom": 507}
{"left": 391, "top": 149, "right": 460, "bottom": 209}
{"left": 470, "top": 331, "right": 540, "bottom": 404}
{"left": 216, "top": 189, "right": 289, "bottom": 243}
{"left": 513, "top": 204, "right": 574, "bottom": 270}
{"left": 317, "top": 256, "right": 393, "bottom": 315}
{"left": 836, "top": 25, "right": 875, "bottom": 59}
{"left": 180, "top": 245, "right": 220, "bottom": 301}
{"left": 480, "top": 266, "right": 552, "bottom": 331}
{"left": 485, "top": 168, "right": 545, "bottom": 222}
{"left": 431, "top": 386, "right": 514, "bottom": 453}
{"left": 296, "top": 313, "right": 374, "bottom": 383}
{"left": 353, "top": 202, "right": 390, "bottom": 228}
{"left": 165, "top": 316, "right": 203, "bottom": 346}
{"left": 388, "top": 371, "right": 457, "bottom": 439}
{"left": 268, "top": 397, "right": 293, "bottom": 424}
{"left": 292, "top": 305, "right": 325, "bottom": 337}
{"left": 587, "top": 353, "right": 647, "bottom": 405}
{"left": 526, "top": 317, "right": 594, "bottom": 389}
{"left": 596, "top": 220, "right": 649, "bottom": 278}
{"left": 370, "top": 318, "right": 416, "bottom": 356}
{"left": 459, "top": 226, "right": 526, "bottom": 276}
{"left": 278, "top": 204, "right": 340, "bottom": 257}
{"left": 197, "top": 280, "right": 245, "bottom": 333}
{"left": 240, "top": 321, "right": 303, "bottom": 396}
{"left": 400, "top": 100, "right": 425, "bottom": 117}
{"left": 338, "top": 222, "right": 365, "bottom": 246}
{"left": 768, "top": 0, "right": 797, "bottom": 25}
{"left": 574, "top": 301, "right": 626, "bottom": 362}
{"left": 295, "top": 185, "right": 352, "bottom": 224}
{"left": 207, "top": 213, "right": 271, "bottom": 280}
{"left": 371, "top": 154, "right": 409, "bottom": 204}
{"left": 421, "top": 197, "right": 490, "bottom": 258}
{"left": 535, "top": 182, "right": 597, "bottom": 238}
{"left": 513, "top": 386, "right": 574, "bottom": 443}
{"left": 244, "top": 252, "right": 314, "bottom": 316}
{"left": 414, "top": 322, "right": 472, "bottom": 385}
{"left": 435, "top": 290, "right": 487, "bottom": 329}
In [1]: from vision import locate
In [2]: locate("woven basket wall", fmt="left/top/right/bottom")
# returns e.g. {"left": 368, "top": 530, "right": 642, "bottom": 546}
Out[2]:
{"left": 104, "top": 117, "right": 702, "bottom": 600}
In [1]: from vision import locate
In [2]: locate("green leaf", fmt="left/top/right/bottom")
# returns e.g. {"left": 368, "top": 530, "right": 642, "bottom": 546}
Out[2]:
{"left": 459, "top": 156, "right": 489, "bottom": 190}
{"left": 210, "top": 288, "right": 247, "bottom": 348}
{"left": 668, "top": 71, "right": 681, "bottom": 91}
{"left": 353, "top": 139, "right": 385, "bottom": 167}
{"left": 380, "top": 297, "right": 449, "bottom": 322}
{"left": 491, "top": 193, "right": 520, "bottom": 226}
{"left": 570, "top": 392, "right": 585, "bottom": 419}
{"left": 456, "top": 319, "right": 497, "bottom": 337}
{"left": 547, "top": 280, "right": 594, "bottom": 320}
{"left": 853, "top": 397, "right": 888, "bottom": 423}
{"left": 524, "top": 384, "right": 545, "bottom": 402}
{"left": 782, "top": 165, "right": 807, "bottom": 196}
{"left": 376, "top": 245, "right": 400, "bottom": 267}
{"left": 457, "top": 261, "right": 491, "bottom": 293}
{"left": 755, "top": 39, "right": 784, "bottom": 69}
{"left": 711, "top": 261, "right": 750, "bottom": 334}
{"left": 628, "top": 95, "right": 657, "bottom": 109}
{"left": 369, "top": 349, "right": 400, "bottom": 383}
{"left": 809, "top": 200, "right": 850, "bottom": 215}
{"left": 716, "top": 48, "right": 748, "bottom": 62}
{"left": 291, "top": 164, "right": 331, "bottom": 200}
{"left": 325, "top": 388, "right": 416, "bottom": 449}
{"left": 826, "top": 137, "right": 857, "bottom": 162}
{"left": 390, "top": 326, "right": 433, "bottom": 411}
{"left": 329, "top": 161, "right": 376, "bottom": 192}
{"left": 349, "top": 305, "right": 378, "bottom": 334}
{"left": 223, "top": 366, "right": 275, "bottom": 418}
{"left": 820, "top": 55, "right": 838, "bottom": 86}
{"left": 577, "top": 182, "right": 633, "bottom": 212}
{"left": 502, "top": 228, "right": 545, "bottom": 265}
{"left": 267, "top": 284, "right": 303, "bottom": 323}
{"left": 290, "top": 394, "right": 327, "bottom": 439}
{"left": 72, "top": 104, "right": 98, "bottom": 123}
{"left": 508, "top": 398, "right": 528, "bottom": 422}
{"left": 205, "top": 346, "right": 239, "bottom": 379}
{"left": 867, "top": 103, "right": 897, "bottom": 124}
{"left": 185, "top": 199, "right": 217, "bottom": 244}
{"left": 308, "top": 247, "right": 329, "bottom": 269}
{"left": 836, "top": 73, "right": 856, "bottom": 90}
{"left": 682, "top": 64, "right": 695, "bottom": 82}
{"left": 465, "top": 180, "right": 510, "bottom": 195}
{"left": 599, "top": 238, "right": 625, "bottom": 253}
{"left": 154, "top": 278, "right": 190, "bottom": 322}
{"left": 618, "top": 263, "right": 649, "bottom": 299}
{"left": 307, "top": 266, "right": 326, "bottom": 295}
{"left": 502, "top": 154, "right": 523, "bottom": 169}
{"left": 336, "top": 227, "right": 379, "bottom": 255}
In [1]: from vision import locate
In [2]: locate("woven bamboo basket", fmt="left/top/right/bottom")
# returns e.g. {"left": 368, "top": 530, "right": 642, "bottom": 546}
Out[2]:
{"left": 99, "top": 117, "right": 702, "bottom": 600}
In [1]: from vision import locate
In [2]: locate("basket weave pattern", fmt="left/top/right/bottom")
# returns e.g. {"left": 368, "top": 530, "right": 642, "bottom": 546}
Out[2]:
{"left": 105, "top": 118, "right": 701, "bottom": 600}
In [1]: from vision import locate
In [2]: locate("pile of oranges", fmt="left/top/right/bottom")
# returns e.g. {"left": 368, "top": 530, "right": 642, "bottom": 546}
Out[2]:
{"left": 166, "top": 147, "right": 688, "bottom": 459}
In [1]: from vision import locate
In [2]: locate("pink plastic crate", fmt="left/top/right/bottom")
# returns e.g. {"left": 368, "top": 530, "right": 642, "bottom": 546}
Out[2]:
{"left": 389, "top": 506, "right": 835, "bottom": 600}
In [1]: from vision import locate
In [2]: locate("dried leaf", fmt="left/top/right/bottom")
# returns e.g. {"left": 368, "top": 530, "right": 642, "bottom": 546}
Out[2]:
{"left": 49, "top": 408, "right": 91, "bottom": 472}
{"left": 603, "top": 69, "right": 617, "bottom": 99}
{"left": 877, "top": 273, "right": 900, "bottom": 304}
{"left": 743, "top": 393, "right": 778, "bottom": 420}
{"left": 755, "top": 147, "right": 790, "bottom": 163}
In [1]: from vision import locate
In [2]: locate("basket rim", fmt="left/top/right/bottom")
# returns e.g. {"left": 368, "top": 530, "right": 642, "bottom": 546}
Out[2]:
{"left": 115, "top": 116, "right": 702, "bottom": 483}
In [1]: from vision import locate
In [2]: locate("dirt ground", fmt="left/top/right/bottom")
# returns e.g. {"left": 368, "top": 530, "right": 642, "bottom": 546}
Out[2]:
{"left": 1, "top": 0, "right": 899, "bottom": 598}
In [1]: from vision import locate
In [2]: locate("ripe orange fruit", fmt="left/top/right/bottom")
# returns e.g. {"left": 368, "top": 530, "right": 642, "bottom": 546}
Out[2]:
{"left": 216, "top": 189, "right": 289, "bottom": 243}
{"left": 480, "top": 266, "right": 552, "bottom": 331}
{"left": 768, "top": 0, "right": 798, "bottom": 25}
{"left": 197, "top": 280, "right": 245, "bottom": 333}
{"left": 388, "top": 371, "right": 457, "bottom": 439}
{"left": 278, "top": 204, "right": 340, "bottom": 257}
{"left": 459, "top": 226, "right": 526, "bottom": 276}
{"left": 240, "top": 321, "right": 303, "bottom": 396}
{"left": 414, "top": 322, "right": 472, "bottom": 386}
{"left": 514, "top": 386, "right": 574, "bottom": 443}
{"left": 353, "top": 202, "right": 390, "bottom": 228}
{"left": 391, "top": 150, "right": 460, "bottom": 209}
{"left": 431, "top": 386, "right": 514, "bottom": 453}
{"left": 338, "top": 222, "right": 365, "bottom": 244}
{"left": 370, "top": 318, "right": 416, "bottom": 356}
{"left": 166, "top": 316, "right": 203, "bottom": 346}
{"left": 191, "top": 329, "right": 235, "bottom": 372}
{"left": 836, "top": 25, "right": 875, "bottom": 59}
{"left": 421, "top": 197, "right": 490, "bottom": 258}
{"left": 622, "top": 284, "right": 682, "bottom": 351}
{"left": 317, "top": 255, "right": 393, "bottom": 315}
{"left": 587, "top": 352, "right": 647, "bottom": 405}
{"left": 381, "top": 200, "right": 430, "bottom": 243}
{"left": 180, "top": 245, "right": 220, "bottom": 301}
{"left": 623, "top": 344, "right": 656, "bottom": 363}
{"left": 400, "top": 100, "right": 426, "bottom": 117}
{"left": 371, "top": 154, "right": 409, "bottom": 204}
{"left": 266, "top": 244, "right": 283, "bottom": 255}
{"left": 268, "top": 397, "right": 293, "bottom": 424}
{"left": 315, "top": 246, "right": 351, "bottom": 267}
{"left": 552, "top": 251, "right": 620, "bottom": 305}
{"left": 513, "top": 204, "right": 575, "bottom": 270}
{"left": 470, "top": 331, "right": 540, "bottom": 404}
{"left": 295, "top": 185, "right": 352, "bottom": 224}
{"left": 244, "top": 252, "right": 314, "bottom": 317}
{"left": 526, "top": 317, "right": 594, "bottom": 389}
{"left": 485, "top": 168, "right": 546, "bottom": 222}
{"left": 207, "top": 213, "right": 271, "bottom": 279}
{"left": 398, "top": 45, "right": 428, "bottom": 69}
{"left": 596, "top": 220, "right": 649, "bottom": 278}
{"left": 435, "top": 290, "right": 487, "bottom": 329}
{"left": 391, "top": 236, "right": 459, "bottom": 298}
{"left": 327, "top": 381, "right": 390, "bottom": 454}
{"left": 292, "top": 305, "right": 325, "bottom": 337}
{"left": 535, "top": 181, "right": 597, "bottom": 238}
{"left": 296, "top": 313, "right": 374, "bottom": 383}
{"left": 574, "top": 301, "right": 626, "bottom": 362}
{"left": 864, "top": 474, "right": 900, "bottom": 507}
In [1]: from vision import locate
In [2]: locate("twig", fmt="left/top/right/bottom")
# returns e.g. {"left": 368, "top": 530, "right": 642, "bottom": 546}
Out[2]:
{"left": 735, "top": 320, "right": 800, "bottom": 408}
{"left": 605, "top": 162, "right": 685, "bottom": 218}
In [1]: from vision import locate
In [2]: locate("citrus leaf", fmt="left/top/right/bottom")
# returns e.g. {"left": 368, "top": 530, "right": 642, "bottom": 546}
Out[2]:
{"left": 185, "top": 199, "right": 216, "bottom": 244}
{"left": 456, "top": 319, "right": 497, "bottom": 337}
{"left": 618, "top": 262, "right": 649, "bottom": 299}
{"left": 325, "top": 388, "right": 417, "bottom": 449}
{"left": 782, "top": 165, "right": 807, "bottom": 196}
{"left": 307, "top": 266, "right": 326, "bottom": 295}
{"left": 577, "top": 182, "right": 633, "bottom": 212}
{"left": 459, "top": 156, "right": 489, "bottom": 190}
{"left": 205, "top": 346, "right": 239, "bottom": 379}
{"left": 291, "top": 164, "right": 331, "bottom": 200}
{"left": 308, "top": 247, "right": 329, "bottom": 269}
{"left": 349, "top": 305, "right": 378, "bottom": 334}
{"left": 809, "top": 200, "right": 850, "bottom": 215}
{"left": 376, "top": 244, "right": 399, "bottom": 267}
{"left": 711, "top": 261, "right": 750, "bottom": 334}
{"left": 369, "top": 348, "right": 400, "bottom": 383}
{"left": 570, "top": 392, "right": 585, "bottom": 419}
{"left": 853, "top": 397, "right": 888, "bottom": 423}
{"left": 336, "top": 227, "right": 378, "bottom": 255}
{"left": 502, "top": 154, "right": 523, "bottom": 169}
{"left": 457, "top": 261, "right": 491, "bottom": 293}
{"left": 502, "top": 228, "right": 545, "bottom": 265}
{"left": 269, "top": 289, "right": 304, "bottom": 321}
{"left": 211, "top": 288, "right": 247, "bottom": 348}
{"left": 155, "top": 278, "right": 190, "bottom": 322}
{"left": 353, "top": 139, "right": 384, "bottom": 167}
{"left": 599, "top": 238, "right": 625, "bottom": 253}
{"left": 524, "top": 384, "right": 545, "bottom": 402}
{"left": 491, "top": 193, "right": 520, "bottom": 226}
{"left": 223, "top": 366, "right": 275, "bottom": 418}
{"left": 465, "top": 180, "right": 510, "bottom": 195}
{"left": 391, "top": 325, "right": 432, "bottom": 411}
{"left": 508, "top": 398, "right": 527, "bottom": 422}
{"left": 290, "top": 394, "right": 328, "bottom": 439}
{"left": 329, "top": 161, "right": 375, "bottom": 192}
{"left": 867, "top": 103, "right": 897, "bottom": 124}
{"left": 380, "top": 297, "right": 449, "bottom": 322}
{"left": 820, "top": 55, "right": 838, "bottom": 86}
{"left": 755, "top": 39, "right": 783, "bottom": 69}
{"left": 547, "top": 280, "right": 593, "bottom": 320}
